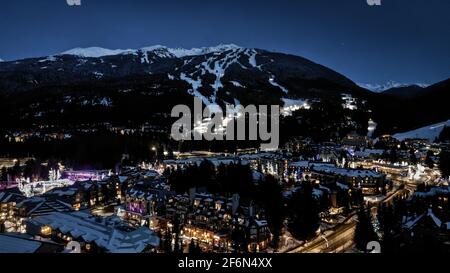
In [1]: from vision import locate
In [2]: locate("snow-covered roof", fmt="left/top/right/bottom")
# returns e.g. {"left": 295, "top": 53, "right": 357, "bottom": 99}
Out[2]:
{"left": 403, "top": 209, "right": 447, "bottom": 230}
{"left": 254, "top": 220, "right": 268, "bottom": 227}
{"left": 118, "top": 176, "right": 129, "bottom": 183}
{"left": 311, "top": 165, "right": 384, "bottom": 178}
{"left": 353, "top": 149, "right": 384, "bottom": 158}
{"left": 289, "top": 161, "right": 309, "bottom": 168}
{"left": 336, "top": 182, "right": 350, "bottom": 190}
{"left": 30, "top": 211, "right": 159, "bottom": 253}
{"left": 164, "top": 157, "right": 249, "bottom": 167}
{"left": 252, "top": 171, "right": 264, "bottom": 181}
{"left": 50, "top": 189, "right": 77, "bottom": 197}
{"left": 414, "top": 186, "right": 450, "bottom": 198}
{"left": 0, "top": 192, "right": 25, "bottom": 203}
{"left": 0, "top": 235, "right": 42, "bottom": 253}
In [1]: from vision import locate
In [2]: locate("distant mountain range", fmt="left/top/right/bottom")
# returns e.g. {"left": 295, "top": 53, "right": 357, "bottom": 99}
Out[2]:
{"left": 358, "top": 81, "right": 429, "bottom": 93}
{"left": 0, "top": 44, "right": 448, "bottom": 138}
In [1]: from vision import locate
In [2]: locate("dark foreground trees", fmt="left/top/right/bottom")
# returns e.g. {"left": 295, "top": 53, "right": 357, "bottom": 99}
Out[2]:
{"left": 288, "top": 182, "right": 320, "bottom": 241}
{"left": 354, "top": 207, "right": 378, "bottom": 252}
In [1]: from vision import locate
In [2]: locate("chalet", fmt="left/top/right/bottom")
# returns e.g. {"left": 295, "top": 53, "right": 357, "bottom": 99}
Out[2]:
{"left": 402, "top": 209, "right": 450, "bottom": 252}
{"left": 310, "top": 164, "right": 386, "bottom": 195}
{"left": 26, "top": 211, "right": 160, "bottom": 253}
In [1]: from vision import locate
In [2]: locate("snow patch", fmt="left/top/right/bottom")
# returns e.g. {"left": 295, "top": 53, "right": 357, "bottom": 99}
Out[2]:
{"left": 393, "top": 119, "right": 450, "bottom": 141}
{"left": 38, "top": 56, "right": 57, "bottom": 62}
{"left": 269, "top": 75, "right": 288, "bottom": 94}
{"left": 230, "top": 81, "right": 245, "bottom": 88}
{"left": 180, "top": 73, "right": 210, "bottom": 105}
{"left": 93, "top": 72, "right": 104, "bottom": 79}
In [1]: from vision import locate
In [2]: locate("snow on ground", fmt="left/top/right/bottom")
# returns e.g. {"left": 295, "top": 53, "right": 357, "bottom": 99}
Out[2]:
{"left": 230, "top": 81, "right": 245, "bottom": 88}
{"left": 199, "top": 47, "right": 247, "bottom": 101}
{"left": 92, "top": 71, "right": 104, "bottom": 79}
{"left": 246, "top": 49, "right": 258, "bottom": 68}
{"left": 180, "top": 73, "right": 209, "bottom": 105}
{"left": 393, "top": 119, "right": 450, "bottom": 141}
{"left": 38, "top": 56, "right": 57, "bottom": 62}
{"left": 281, "top": 98, "right": 310, "bottom": 116}
{"left": 269, "top": 75, "right": 288, "bottom": 94}
{"left": 167, "top": 44, "right": 242, "bottom": 58}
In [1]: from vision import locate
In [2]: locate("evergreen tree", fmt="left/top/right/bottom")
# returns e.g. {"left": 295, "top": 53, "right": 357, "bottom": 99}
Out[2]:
{"left": 188, "top": 239, "right": 196, "bottom": 254}
{"left": 377, "top": 203, "right": 398, "bottom": 253}
{"left": 231, "top": 224, "right": 247, "bottom": 253}
{"left": 439, "top": 126, "right": 450, "bottom": 142}
{"left": 258, "top": 175, "right": 284, "bottom": 249}
{"left": 439, "top": 150, "right": 450, "bottom": 179}
{"left": 288, "top": 181, "right": 320, "bottom": 240}
{"left": 409, "top": 149, "right": 417, "bottom": 165}
{"left": 195, "top": 242, "right": 201, "bottom": 254}
{"left": 389, "top": 148, "right": 398, "bottom": 164}
{"left": 163, "top": 229, "right": 173, "bottom": 253}
{"left": 425, "top": 150, "right": 435, "bottom": 169}
{"left": 354, "top": 207, "right": 378, "bottom": 252}
{"left": 173, "top": 215, "right": 182, "bottom": 254}
{"left": 1, "top": 167, "right": 7, "bottom": 181}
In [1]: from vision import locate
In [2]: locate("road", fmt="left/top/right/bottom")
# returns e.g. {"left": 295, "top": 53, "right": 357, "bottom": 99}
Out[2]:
{"left": 288, "top": 217, "right": 357, "bottom": 253}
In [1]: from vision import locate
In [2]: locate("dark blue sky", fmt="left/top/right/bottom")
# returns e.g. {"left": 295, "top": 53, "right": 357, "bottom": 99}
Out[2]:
{"left": 0, "top": 0, "right": 449, "bottom": 84}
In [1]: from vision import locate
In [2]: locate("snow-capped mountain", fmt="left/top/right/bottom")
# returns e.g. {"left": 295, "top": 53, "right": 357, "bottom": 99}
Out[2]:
{"left": 0, "top": 44, "right": 360, "bottom": 105}
{"left": 1, "top": 44, "right": 448, "bottom": 139}
{"left": 61, "top": 44, "right": 244, "bottom": 59}
{"left": 358, "top": 81, "right": 429, "bottom": 93}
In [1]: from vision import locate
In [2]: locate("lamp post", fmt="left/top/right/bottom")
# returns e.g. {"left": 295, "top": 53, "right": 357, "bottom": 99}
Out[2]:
{"left": 152, "top": 146, "right": 158, "bottom": 163}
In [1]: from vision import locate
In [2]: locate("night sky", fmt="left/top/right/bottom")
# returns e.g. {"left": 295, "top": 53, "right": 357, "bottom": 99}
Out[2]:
{"left": 0, "top": 0, "right": 449, "bottom": 84}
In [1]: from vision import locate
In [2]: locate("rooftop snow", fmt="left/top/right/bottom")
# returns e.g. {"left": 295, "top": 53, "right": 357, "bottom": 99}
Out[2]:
{"left": 311, "top": 165, "right": 384, "bottom": 178}
{"left": 0, "top": 235, "right": 42, "bottom": 253}
{"left": 30, "top": 211, "right": 159, "bottom": 253}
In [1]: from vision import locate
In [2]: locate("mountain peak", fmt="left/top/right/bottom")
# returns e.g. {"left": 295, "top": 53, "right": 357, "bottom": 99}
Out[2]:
{"left": 358, "top": 81, "right": 429, "bottom": 92}
{"left": 60, "top": 44, "right": 244, "bottom": 59}
{"left": 60, "top": 47, "right": 136, "bottom": 58}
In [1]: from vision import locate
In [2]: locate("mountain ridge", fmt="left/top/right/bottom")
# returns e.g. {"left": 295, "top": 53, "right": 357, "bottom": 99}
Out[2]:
{"left": 0, "top": 44, "right": 448, "bottom": 139}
